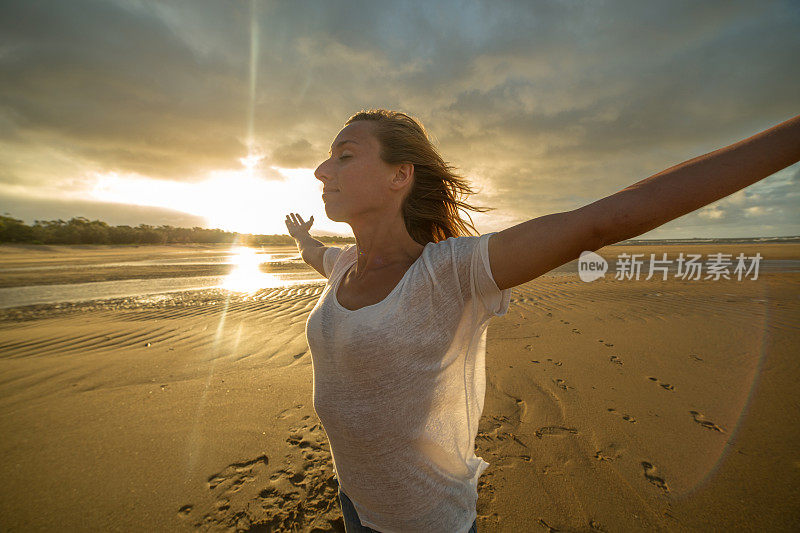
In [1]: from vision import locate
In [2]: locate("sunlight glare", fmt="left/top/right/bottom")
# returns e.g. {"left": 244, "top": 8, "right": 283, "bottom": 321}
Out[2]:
{"left": 220, "top": 246, "right": 290, "bottom": 293}
{"left": 88, "top": 164, "right": 335, "bottom": 235}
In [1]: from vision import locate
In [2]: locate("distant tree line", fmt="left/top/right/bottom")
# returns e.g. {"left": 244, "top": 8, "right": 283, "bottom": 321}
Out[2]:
{"left": 0, "top": 215, "right": 353, "bottom": 246}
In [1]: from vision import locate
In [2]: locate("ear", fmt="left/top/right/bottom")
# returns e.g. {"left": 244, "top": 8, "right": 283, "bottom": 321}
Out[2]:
{"left": 390, "top": 163, "right": 414, "bottom": 191}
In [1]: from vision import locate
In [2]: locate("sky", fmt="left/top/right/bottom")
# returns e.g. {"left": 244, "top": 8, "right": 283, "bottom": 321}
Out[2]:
{"left": 1, "top": 0, "right": 798, "bottom": 238}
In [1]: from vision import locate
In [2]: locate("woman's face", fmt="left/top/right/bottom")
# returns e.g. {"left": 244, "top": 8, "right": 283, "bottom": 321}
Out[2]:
{"left": 314, "top": 121, "right": 406, "bottom": 223}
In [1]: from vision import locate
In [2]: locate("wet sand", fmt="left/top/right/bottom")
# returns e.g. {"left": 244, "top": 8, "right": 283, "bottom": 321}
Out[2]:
{"left": 0, "top": 243, "right": 310, "bottom": 288}
{"left": 0, "top": 243, "right": 798, "bottom": 531}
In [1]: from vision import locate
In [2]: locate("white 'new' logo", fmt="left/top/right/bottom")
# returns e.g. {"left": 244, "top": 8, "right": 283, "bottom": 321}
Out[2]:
{"left": 578, "top": 251, "right": 608, "bottom": 282}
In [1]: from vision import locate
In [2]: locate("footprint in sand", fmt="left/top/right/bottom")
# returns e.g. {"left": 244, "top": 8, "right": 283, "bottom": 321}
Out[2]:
{"left": 476, "top": 457, "right": 508, "bottom": 525}
{"left": 534, "top": 426, "right": 579, "bottom": 439}
{"left": 180, "top": 406, "right": 345, "bottom": 532}
{"left": 206, "top": 455, "right": 268, "bottom": 493}
{"left": 640, "top": 461, "right": 670, "bottom": 493}
{"left": 589, "top": 519, "right": 609, "bottom": 531}
{"left": 689, "top": 410, "right": 725, "bottom": 432}
{"left": 689, "top": 354, "right": 704, "bottom": 362}
{"left": 609, "top": 355, "right": 623, "bottom": 365}
{"left": 593, "top": 444, "right": 623, "bottom": 462}
{"left": 647, "top": 376, "right": 674, "bottom": 391}
{"left": 546, "top": 358, "right": 563, "bottom": 367}
{"left": 538, "top": 518, "right": 562, "bottom": 532}
{"left": 476, "top": 472, "right": 500, "bottom": 524}
{"left": 553, "top": 378, "right": 571, "bottom": 391}
{"left": 599, "top": 339, "right": 614, "bottom": 347}
{"left": 477, "top": 413, "right": 528, "bottom": 448}
{"left": 276, "top": 403, "right": 305, "bottom": 420}
{"left": 606, "top": 407, "right": 636, "bottom": 423}
{"left": 476, "top": 394, "right": 531, "bottom": 467}
{"left": 537, "top": 513, "right": 608, "bottom": 531}
{"left": 594, "top": 450, "right": 614, "bottom": 462}
{"left": 522, "top": 336, "right": 542, "bottom": 350}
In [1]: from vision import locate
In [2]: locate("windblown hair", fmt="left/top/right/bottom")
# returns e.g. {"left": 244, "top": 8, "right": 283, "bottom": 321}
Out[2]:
{"left": 345, "top": 109, "right": 492, "bottom": 245}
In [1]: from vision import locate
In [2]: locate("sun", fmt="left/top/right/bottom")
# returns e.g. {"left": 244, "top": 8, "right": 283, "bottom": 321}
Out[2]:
{"left": 89, "top": 165, "right": 351, "bottom": 236}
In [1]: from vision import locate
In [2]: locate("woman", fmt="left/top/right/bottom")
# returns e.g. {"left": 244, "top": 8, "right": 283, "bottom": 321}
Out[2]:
{"left": 286, "top": 109, "right": 799, "bottom": 532}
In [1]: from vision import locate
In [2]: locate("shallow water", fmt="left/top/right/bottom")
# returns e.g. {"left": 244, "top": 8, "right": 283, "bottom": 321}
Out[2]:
{"left": 0, "top": 272, "right": 326, "bottom": 309}
{"left": 0, "top": 253, "right": 796, "bottom": 310}
{"left": 0, "top": 252, "right": 302, "bottom": 272}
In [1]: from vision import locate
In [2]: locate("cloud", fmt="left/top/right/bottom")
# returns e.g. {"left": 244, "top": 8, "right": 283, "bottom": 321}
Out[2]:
{"left": 0, "top": 0, "right": 798, "bottom": 236}
{"left": 0, "top": 0, "right": 248, "bottom": 181}
{"left": 698, "top": 206, "right": 726, "bottom": 220}
{"left": 270, "top": 139, "right": 317, "bottom": 169}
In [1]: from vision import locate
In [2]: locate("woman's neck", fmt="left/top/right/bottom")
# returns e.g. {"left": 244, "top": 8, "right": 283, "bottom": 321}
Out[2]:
{"left": 350, "top": 217, "right": 424, "bottom": 279}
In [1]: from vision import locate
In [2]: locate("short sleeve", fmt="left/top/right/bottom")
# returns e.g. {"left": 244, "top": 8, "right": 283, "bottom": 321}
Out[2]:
{"left": 322, "top": 246, "right": 344, "bottom": 278}
{"left": 472, "top": 232, "right": 512, "bottom": 317}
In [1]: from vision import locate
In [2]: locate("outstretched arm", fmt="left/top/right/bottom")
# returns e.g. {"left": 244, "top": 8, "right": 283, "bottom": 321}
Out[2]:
{"left": 285, "top": 212, "right": 330, "bottom": 277}
{"left": 588, "top": 114, "right": 800, "bottom": 247}
{"left": 487, "top": 114, "right": 800, "bottom": 291}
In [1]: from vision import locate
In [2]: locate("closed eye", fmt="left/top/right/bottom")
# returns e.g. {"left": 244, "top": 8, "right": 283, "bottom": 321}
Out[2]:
{"left": 339, "top": 154, "right": 351, "bottom": 160}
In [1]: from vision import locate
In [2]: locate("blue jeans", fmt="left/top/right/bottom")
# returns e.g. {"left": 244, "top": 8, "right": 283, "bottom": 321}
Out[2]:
{"left": 338, "top": 488, "right": 478, "bottom": 533}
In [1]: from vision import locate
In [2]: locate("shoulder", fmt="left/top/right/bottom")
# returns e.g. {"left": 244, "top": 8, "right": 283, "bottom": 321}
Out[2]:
{"left": 332, "top": 243, "right": 357, "bottom": 258}
{"left": 431, "top": 234, "right": 489, "bottom": 262}
{"left": 432, "top": 233, "right": 502, "bottom": 285}
{"left": 431, "top": 234, "right": 479, "bottom": 251}
{"left": 322, "top": 244, "right": 356, "bottom": 278}
{"left": 421, "top": 235, "right": 486, "bottom": 282}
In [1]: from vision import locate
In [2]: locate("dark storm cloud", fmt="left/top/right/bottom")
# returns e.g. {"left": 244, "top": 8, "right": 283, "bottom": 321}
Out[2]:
{"left": 0, "top": 0, "right": 797, "bottom": 236}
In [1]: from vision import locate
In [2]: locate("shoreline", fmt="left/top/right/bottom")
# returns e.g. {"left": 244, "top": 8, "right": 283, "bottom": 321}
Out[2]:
{"left": 0, "top": 243, "right": 796, "bottom": 289}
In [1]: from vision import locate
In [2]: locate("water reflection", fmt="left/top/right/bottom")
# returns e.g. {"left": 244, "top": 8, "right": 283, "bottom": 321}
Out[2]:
{"left": 0, "top": 246, "right": 325, "bottom": 309}
{"left": 220, "top": 246, "right": 296, "bottom": 293}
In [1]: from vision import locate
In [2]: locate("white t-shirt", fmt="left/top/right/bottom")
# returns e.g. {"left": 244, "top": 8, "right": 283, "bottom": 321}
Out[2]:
{"left": 304, "top": 232, "right": 512, "bottom": 533}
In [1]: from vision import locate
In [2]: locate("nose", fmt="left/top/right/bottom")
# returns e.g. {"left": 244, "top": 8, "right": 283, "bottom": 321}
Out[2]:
{"left": 314, "top": 159, "right": 330, "bottom": 183}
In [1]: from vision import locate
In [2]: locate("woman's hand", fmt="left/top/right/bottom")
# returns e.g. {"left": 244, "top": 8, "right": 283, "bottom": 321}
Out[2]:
{"left": 285, "top": 212, "right": 314, "bottom": 240}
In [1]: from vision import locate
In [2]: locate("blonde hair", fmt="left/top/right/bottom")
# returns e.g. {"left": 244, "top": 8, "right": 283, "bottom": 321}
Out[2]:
{"left": 345, "top": 109, "right": 492, "bottom": 244}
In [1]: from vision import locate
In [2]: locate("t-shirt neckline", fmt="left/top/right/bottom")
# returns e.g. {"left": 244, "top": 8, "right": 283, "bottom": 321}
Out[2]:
{"left": 332, "top": 242, "right": 431, "bottom": 313}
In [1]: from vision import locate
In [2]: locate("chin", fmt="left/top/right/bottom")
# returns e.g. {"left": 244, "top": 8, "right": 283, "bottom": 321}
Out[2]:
{"left": 324, "top": 205, "right": 349, "bottom": 224}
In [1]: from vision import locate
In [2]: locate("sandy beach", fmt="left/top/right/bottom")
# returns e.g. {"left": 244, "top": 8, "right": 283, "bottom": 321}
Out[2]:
{"left": 0, "top": 243, "right": 798, "bottom": 531}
